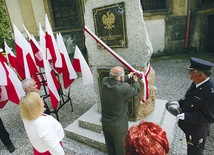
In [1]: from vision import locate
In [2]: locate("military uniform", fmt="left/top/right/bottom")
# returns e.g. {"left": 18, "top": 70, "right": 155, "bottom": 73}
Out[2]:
{"left": 177, "top": 57, "right": 214, "bottom": 155}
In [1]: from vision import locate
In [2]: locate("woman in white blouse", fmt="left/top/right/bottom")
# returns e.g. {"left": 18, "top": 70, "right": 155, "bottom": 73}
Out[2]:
{"left": 19, "top": 92, "right": 65, "bottom": 155}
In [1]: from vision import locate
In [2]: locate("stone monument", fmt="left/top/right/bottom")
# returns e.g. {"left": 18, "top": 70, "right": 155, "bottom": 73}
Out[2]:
{"left": 84, "top": 0, "right": 156, "bottom": 121}
{"left": 65, "top": 1, "right": 177, "bottom": 150}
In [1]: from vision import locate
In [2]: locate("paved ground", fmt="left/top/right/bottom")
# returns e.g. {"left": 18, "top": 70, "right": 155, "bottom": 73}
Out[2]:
{"left": 0, "top": 53, "right": 214, "bottom": 154}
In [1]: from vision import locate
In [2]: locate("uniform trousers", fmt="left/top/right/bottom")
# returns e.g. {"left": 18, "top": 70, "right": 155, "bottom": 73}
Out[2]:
{"left": 103, "top": 130, "right": 127, "bottom": 155}
{"left": 185, "top": 134, "right": 206, "bottom": 155}
{"left": 0, "top": 118, "right": 12, "bottom": 147}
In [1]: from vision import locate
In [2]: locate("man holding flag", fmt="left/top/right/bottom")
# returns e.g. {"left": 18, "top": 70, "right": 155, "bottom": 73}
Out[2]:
{"left": 101, "top": 66, "right": 140, "bottom": 155}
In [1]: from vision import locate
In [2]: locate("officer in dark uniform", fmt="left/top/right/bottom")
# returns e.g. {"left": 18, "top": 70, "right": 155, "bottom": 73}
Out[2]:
{"left": 167, "top": 57, "right": 214, "bottom": 155}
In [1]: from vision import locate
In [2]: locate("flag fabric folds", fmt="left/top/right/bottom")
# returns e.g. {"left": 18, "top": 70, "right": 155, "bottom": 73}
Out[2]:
{"left": 72, "top": 45, "right": 93, "bottom": 85}
{"left": 23, "top": 24, "right": 44, "bottom": 68}
{"left": 140, "top": 64, "right": 151, "bottom": 103}
{"left": 45, "top": 14, "right": 62, "bottom": 73}
{"left": 56, "top": 33, "right": 77, "bottom": 89}
{"left": 13, "top": 24, "right": 41, "bottom": 89}
{"left": 42, "top": 51, "right": 60, "bottom": 110}
{"left": 0, "top": 61, "right": 25, "bottom": 105}
{"left": 4, "top": 41, "right": 24, "bottom": 80}
{"left": 0, "top": 86, "right": 8, "bottom": 108}
{"left": 84, "top": 26, "right": 150, "bottom": 103}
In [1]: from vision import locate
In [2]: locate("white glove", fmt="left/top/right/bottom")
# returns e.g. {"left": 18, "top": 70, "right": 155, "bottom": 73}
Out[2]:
{"left": 170, "top": 101, "right": 180, "bottom": 107}
{"left": 177, "top": 113, "right": 185, "bottom": 120}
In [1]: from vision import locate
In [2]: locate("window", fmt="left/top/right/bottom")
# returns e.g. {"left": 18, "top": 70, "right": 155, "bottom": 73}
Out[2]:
{"left": 141, "top": 0, "right": 167, "bottom": 11}
{"left": 51, "top": 0, "right": 81, "bottom": 29}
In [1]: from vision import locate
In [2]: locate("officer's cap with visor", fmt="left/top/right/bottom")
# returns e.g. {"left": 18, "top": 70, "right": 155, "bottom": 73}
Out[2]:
{"left": 188, "top": 57, "right": 214, "bottom": 71}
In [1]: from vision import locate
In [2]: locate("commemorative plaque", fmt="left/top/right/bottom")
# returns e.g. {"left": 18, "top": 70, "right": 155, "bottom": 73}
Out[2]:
{"left": 93, "top": 2, "right": 127, "bottom": 48}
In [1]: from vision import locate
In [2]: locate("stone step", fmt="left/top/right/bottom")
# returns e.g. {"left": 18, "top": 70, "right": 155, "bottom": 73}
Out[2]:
{"left": 65, "top": 118, "right": 106, "bottom": 151}
{"left": 78, "top": 105, "right": 102, "bottom": 133}
{"left": 65, "top": 99, "right": 177, "bottom": 152}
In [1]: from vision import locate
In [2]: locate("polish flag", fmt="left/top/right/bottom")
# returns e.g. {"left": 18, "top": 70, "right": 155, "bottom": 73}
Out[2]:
{"left": 0, "top": 86, "right": 8, "bottom": 109}
{"left": 0, "top": 62, "right": 9, "bottom": 108}
{"left": 140, "top": 64, "right": 151, "bottom": 103}
{"left": 42, "top": 51, "right": 60, "bottom": 110}
{"left": 45, "top": 14, "right": 62, "bottom": 73}
{"left": 72, "top": 45, "right": 93, "bottom": 85}
{"left": 0, "top": 49, "right": 7, "bottom": 62}
{"left": 4, "top": 41, "right": 24, "bottom": 80}
{"left": 0, "top": 61, "right": 25, "bottom": 104}
{"left": 23, "top": 24, "right": 44, "bottom": 68}
{"left": 39, "top": 23, "right": 51, "bottom": 60}
{"left": 0, "top": 60, "right": 7, "bottom": 85}
{"left": 13, "top": 24, "right": 30, "bottom": 79}
{"left": 13, "top": 24, "right": 41, "bottom": 88}
{"left": 56, "top": 33, "right": 77, "bottom": 89}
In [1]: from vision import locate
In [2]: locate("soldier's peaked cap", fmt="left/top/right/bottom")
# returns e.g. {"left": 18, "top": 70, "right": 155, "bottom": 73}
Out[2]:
{"left": 188, "top": 57, "right": 214, "bottom": 71}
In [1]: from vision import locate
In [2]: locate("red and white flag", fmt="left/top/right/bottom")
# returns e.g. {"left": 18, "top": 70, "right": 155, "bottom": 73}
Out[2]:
{"left": 23, "top": 24, "right": 44, "bottom": 68}
{"left": 39, "top": 23, "right": 51, "bottom": 60}
{"left": 72, "top": 45, "right": 93, "bottom": 85}
{"left": 0, "top": 86, "right": 8, "bottom": 108}
{"left": 0, "top": 61, "right": 8, "bottom": 108}
{"left": 42, "top": 52, "right": 60, "bottom": 110}
{"left": 0, "top": 60, "right": 7, "bottom": 85}
{"left": 13, "top": 24, "right": 41, "bottom": 88}
{"left": 4, "top": 41, "right": 24, "bottom": 80}
{"left": 84, "top": 26, "right": 151, "bottom": 103}
{"left": 13, "top": 24, "right": 30, "bottom": 79}
{"left": 0, "top": 61, "right": 25, "bottom": 104}
{"left": 45, "top": 14, "right": 62, "bottom": 73}
{"left": 6, "top": 63, "right": 25, "bottom": 104}
{"left": 140, "top": 64, "right": 151, "bottom": 103}
{"left": 56, "top": 33, "right": 77, "bottom": 89}
{"left": 0, "top": 49, "right": 7, "bottom": 63}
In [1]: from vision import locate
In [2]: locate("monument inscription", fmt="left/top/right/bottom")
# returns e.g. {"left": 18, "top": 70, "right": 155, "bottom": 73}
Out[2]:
{"left": 93, "top": 2, "right": 127, "bottom": 48}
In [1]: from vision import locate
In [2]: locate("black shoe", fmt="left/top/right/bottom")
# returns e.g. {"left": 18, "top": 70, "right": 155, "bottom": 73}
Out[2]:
{"left": 6, "top": 144, "right": 15, "bottom": 153}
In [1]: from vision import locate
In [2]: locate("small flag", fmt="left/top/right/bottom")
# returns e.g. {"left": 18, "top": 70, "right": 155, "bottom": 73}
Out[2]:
{"left": 45, "top": 14, "right": 62, "bottom": 73}
{"left": 72, "top": 45, "right": 93, "bottom": 85}
{"left": 56, "top": 33, "right": 77, "bottom": 89}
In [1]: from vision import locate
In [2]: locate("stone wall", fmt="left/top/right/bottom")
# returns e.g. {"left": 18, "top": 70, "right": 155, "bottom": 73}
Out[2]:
{"left": 165, "top": 16, "right": 186, "bottom": 54}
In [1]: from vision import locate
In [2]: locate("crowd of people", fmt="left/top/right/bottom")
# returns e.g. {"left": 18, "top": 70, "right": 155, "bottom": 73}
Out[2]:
{"left": 1, "top": 57, "right": 214, "bottom": 155}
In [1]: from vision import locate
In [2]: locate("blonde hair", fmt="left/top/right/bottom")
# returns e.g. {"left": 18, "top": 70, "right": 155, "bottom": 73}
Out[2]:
{"left": 19, "top": 92, "right": 45, "bottom": 120}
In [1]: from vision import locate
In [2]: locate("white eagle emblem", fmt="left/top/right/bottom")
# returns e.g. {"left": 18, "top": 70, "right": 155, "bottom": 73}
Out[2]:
{"left": 102, "top": 12, "right": 115, "bottom": 30}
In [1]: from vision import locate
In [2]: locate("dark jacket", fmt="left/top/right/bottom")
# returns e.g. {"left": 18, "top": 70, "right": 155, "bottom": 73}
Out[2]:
{"left": 101, "top": 75, "right": 140, "bottom": 134}
{"left": 178, "top": 78, "right": 214, "bottom": 138}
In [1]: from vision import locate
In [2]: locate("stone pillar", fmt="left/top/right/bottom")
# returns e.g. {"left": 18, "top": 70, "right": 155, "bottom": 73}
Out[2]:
{"left": 84, "top": 0, "right": 155, "bottom": 120}
{"left": 133, "top": 66, "right": 156, "bottom": 121}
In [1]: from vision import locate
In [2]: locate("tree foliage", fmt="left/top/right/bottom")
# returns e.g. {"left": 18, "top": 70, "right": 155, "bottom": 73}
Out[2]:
{"left": 0, "top": 0, "right": 12, "bottom": 50}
